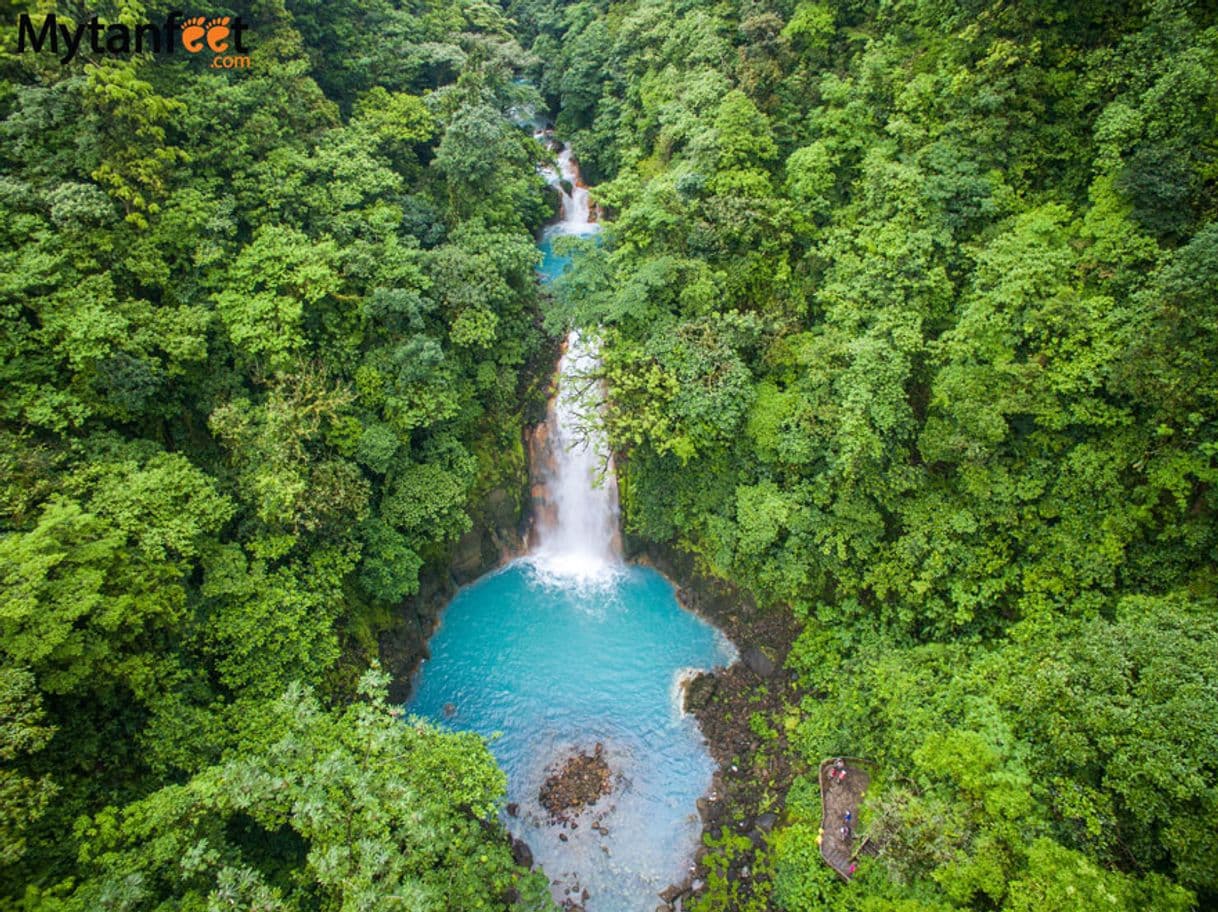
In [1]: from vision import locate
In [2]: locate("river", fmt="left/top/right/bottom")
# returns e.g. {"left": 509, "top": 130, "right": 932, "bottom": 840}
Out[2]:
{"left": 406, "top": 129, "right": 734, "bottom": 911}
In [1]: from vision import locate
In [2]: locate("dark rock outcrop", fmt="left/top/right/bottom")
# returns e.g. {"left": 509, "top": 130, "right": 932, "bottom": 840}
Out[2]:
{"left": 511, "top": 837, "right": 534, "bottom": 869}
{"left": 683, "top": 671, "right": 718, "bottom": 712}
{"left": 741, "top": 645, "right": 777, "bottom": 678}
{"left": 625, "top": 538, "right": 757, "bottom": 633}
{"left": 378, "top": 572, "right": 456, "bottom": 704}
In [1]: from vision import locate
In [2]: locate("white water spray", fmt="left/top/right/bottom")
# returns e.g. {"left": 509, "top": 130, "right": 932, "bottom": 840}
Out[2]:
{"left": 536, "top": 136, "right": 599, "bottom": 233}
{"left": 532, "top": 331, "right": 621, "bottom": 580}
{"left": 530, "top": 143, "right": 619, "bottom": 584}
{"left": 555, "top": 146, "right": 597, "bottom": 230}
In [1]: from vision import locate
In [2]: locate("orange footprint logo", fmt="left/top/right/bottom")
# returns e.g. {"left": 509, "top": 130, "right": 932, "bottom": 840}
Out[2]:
{"left": 205, "top": 17, "right": 231, "bottom": 53}
{"left": 180, "top": 16, "right": 206, "bottom": 52}
{"left": 180, "top": 16, "right": 232, "bottom": 53}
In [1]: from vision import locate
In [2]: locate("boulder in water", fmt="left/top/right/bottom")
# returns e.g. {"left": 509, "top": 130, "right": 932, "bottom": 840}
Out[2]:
{"left": 511, "top": 836, "right": 534, "bottom": 869}
{"left": 540, "top": 742, "right": 613, "bottom": 819}
{"left": 659, "top": 883, "right": 685, "bottom": 903}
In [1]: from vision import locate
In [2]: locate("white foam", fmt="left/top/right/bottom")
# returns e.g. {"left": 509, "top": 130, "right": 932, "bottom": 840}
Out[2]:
{"left": 524, "top": 551, "right": 625, "bottom": 595}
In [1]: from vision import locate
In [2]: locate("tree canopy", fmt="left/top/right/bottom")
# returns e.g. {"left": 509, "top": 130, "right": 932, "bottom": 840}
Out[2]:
{"left": 3, "top": 0, "right": 1217, "bottom": 909}
{"left": 1, "top": 0, "right": 555, "bottom": 907}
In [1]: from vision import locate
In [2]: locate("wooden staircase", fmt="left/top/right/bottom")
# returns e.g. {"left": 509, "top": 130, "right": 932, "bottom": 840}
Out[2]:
{"left": 818, "top": 757, "right": 874, "bottom": 882}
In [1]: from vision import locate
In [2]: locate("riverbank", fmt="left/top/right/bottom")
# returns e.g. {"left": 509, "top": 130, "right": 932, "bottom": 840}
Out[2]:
{"left": 376, "top": 469, "right": 536, "bottom": 704}
{"left": 630, "top": 541, "right": 808, "bottom": 911}
{"left": 378, "top": 327, "right": 561, "bottom": 704}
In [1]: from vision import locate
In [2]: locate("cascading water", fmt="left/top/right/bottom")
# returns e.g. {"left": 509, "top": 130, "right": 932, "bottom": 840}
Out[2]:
{"left": 536, "top": 135, "right": 594, "bottom": 227}
{"left": 531, "top": 332, "right": 622, "bottom": 580}
{"left": 407, "top": 126, "right": 736, "bottom": 912}
{"left": 530, "top": 140, "right": 621, "bottom": 582}
{"left": 550, "top": 145, "right": 597, "bottom": 227}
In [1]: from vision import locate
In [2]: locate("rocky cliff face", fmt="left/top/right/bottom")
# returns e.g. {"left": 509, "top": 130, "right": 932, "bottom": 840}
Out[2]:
{"left": 378, "top": 329, "right": 561, "bottom": 704}
{"left": 379, "top": 483, "right": 532, "bottom": 703}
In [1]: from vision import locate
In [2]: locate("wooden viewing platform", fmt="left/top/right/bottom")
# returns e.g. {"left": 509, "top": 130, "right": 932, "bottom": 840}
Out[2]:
{"left": 818, "top": 757, "right": 874, "bottom": 881}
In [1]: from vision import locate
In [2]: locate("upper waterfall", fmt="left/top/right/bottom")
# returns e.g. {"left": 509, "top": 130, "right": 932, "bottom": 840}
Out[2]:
{"left": 538, "top": 137, "right": 600, "bottom": 236}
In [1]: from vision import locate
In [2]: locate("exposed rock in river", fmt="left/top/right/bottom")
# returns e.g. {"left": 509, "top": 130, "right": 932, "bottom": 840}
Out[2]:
{"left": 511, "top": 836, "right": 534, "bottom": 869}
{"left": 539, "top": 742, "right": 613, "bottom": 820}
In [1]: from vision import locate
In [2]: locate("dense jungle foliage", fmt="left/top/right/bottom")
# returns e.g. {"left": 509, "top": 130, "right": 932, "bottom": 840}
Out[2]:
{"left": 2, "top": 0, "right": 1217, "bottom": 910}
{"left": 1, "top": 0, "right": 555, "bottom": 908}
{"left": 524, "top": 0, "right": 1218, "bottom": 909}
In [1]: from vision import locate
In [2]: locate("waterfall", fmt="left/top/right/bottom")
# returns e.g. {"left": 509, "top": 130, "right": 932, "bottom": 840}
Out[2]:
{"left": 536, "top": 133, "right": 599, "bottom": 234}
{"left": 531, "top": 332, "right": 622, "bottom": 580}
{"left": 552, "top": 146, "right": 596, "bottom": 229}
{"left": 530, "top": 141, "right": 620, "bottom": 583}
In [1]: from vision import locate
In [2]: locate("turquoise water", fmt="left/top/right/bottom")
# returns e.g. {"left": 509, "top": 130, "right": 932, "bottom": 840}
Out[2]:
{"left": 537, "top": 227, "right": 572, "bottom": 283}
{"left": 408, "top": 562, "right": 734, "bottom": 910}
{"left": 538, "top": 223, "right": 598, "bottom": 283}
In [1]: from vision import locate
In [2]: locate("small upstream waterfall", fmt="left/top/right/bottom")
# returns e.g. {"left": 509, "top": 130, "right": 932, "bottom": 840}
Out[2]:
{"left": 530, "top": 141, "right": 620, "bottom": 582}
{"left": 536, "top": 135, "right": 599, "bottom": 232}
{"left": 551, "top": 145, "right": 597, "bottom": 227}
